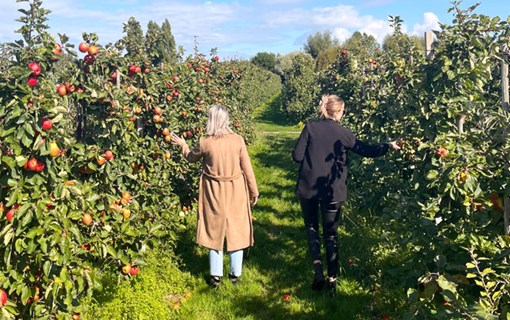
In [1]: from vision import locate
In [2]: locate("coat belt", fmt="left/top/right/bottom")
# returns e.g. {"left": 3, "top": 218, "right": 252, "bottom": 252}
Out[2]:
{"left": 202, "top": 171, "right": 242, "bottom": 182}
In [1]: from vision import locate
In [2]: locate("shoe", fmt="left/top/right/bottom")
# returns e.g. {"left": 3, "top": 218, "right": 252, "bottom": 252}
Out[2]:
{"left": 210, "top": 276, "right": 221, "bottom": 288}
{"left": 228, "top": 273, "right": 239, "bottom": 284}
{"left": 327, "top": 277, "right": 337, "bottom": 297}
{"left": 311, "top": 273, "right": 325, "bottom": 291}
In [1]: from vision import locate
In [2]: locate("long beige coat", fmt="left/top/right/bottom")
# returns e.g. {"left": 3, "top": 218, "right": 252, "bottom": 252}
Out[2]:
{"left": 185, "top": 133, "right": 258, "bottom": 251}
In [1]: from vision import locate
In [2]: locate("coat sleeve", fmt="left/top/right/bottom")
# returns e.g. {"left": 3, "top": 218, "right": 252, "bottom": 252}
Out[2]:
{"left": 185, "top": 139, "right": 204, "bottom": 163}
{"left": 351, "top": 140, "right": 389, "bottom": 158}
{"left": 292, "top": 126, "right": 309, "bottom": 163}
{"left": 240, "top": 137, "right": 259, "bottom": 198}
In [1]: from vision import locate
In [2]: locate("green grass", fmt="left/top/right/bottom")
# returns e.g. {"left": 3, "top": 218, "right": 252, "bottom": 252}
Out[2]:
{"left": 172, "top": 95, "right": 384, "bottom": 320}
{"left": 84, "top": 94, "right": 406, "bottom": 320}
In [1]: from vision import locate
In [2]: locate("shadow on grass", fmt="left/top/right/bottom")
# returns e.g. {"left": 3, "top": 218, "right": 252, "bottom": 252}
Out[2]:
{"left": 171, "top": 96, "right": 394, "bottom": 319}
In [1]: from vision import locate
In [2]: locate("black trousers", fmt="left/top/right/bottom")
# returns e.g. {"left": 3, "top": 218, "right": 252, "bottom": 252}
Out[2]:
{"left": 299, "top": 197, "right": 341, "bottom": 279}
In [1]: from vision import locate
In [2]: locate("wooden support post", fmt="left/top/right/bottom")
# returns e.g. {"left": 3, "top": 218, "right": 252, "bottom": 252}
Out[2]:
{"left": 505, "top": 197, "right": 509, "bottom": 232}
{"left": 458, "top": 115, "right": 465, "bottom": 134}
{"left": 116, "top": 68, "right": 121, "bottom": 89}
{"left": 502, "top": 55, "right": 510, "bottom": 235}
{"left": 502, "top": 58, "right": 509, "bottom": 112}
{"left": 424, "top": 31, "right": 434, "bottom": 59}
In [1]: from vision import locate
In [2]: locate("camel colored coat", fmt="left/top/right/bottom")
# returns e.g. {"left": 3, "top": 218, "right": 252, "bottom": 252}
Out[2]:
{"left": 185, "top": 133, "right": 258, "bottom": 251}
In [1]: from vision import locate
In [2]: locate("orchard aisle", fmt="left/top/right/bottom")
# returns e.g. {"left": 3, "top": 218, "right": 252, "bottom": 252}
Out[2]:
{"left": 175, "top": 95, "right": 378, "bottom": 320}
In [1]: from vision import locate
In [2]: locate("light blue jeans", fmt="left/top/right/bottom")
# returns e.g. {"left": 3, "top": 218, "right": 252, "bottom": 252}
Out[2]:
{"left": 209, "top": 249, "right": 244, "bottom": 277}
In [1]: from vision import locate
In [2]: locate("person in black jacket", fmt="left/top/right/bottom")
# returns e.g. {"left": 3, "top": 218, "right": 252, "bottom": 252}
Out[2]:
{"left": 292, "top": 94, "right": 400, "bottom": 296}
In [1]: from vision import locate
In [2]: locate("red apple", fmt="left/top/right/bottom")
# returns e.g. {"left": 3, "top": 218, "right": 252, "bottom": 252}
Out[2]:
{"left": 104, "top": 150, "right": 114, "bottom": 161}
{"left": 52, "top": 43, "right": 62, "bottom": 55}
{"left": 129, "top": 265, "right": 140, "bottom": 276}
{"left": 154, "top": 107, "right": 163, "bottom": 115}
{"left": 35, "top": 160, "right": 45, "bottom": 172}
{"left": 65, "top": 83, "right": 75, "bottom": 93}
{"left": 27, "top": 75, "right": 38, "bottom": 87}
{"left": 341, "top": 49, "right": 347, "bottom": 55}
{"left": 78, "top": 42, "right": 89, "bottom": 53}
{"left": 0, "top": 289, "right": 7, "bottom": 306}
{"left": 5, "top": 209, "right": 14, "bottom": 222}
{"left": 56, "top": 84, "right": 67, "bottom": 96}
{"left": 436, "top": 147, "right": 448, "bottom": 158}
{"left": 87, "top": 45, "right": 99, "bottom": 56}
{"left": 28, "top": 62, "right": 42, "bottom": 76}
{"left": 83, "top": 54, "right": 95, "bottom": 65}
{"left": 41, "top": 117, "right": 52, "bottom": 131}
{"left": 27, "top": 158, "right": 38, "bottom": 171}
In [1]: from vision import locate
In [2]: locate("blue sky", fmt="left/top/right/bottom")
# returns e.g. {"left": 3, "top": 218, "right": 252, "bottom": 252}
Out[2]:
{"left": 0, "top": 1, "right": 505, "bottom": 59}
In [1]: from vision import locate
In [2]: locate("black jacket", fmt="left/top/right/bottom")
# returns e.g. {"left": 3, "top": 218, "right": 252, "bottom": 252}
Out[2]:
{"left": 292, "top": 119, "right": 389, "bottom": 202}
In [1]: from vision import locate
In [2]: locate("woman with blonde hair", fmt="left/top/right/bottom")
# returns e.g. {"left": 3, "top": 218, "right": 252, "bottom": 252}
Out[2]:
{"left": 172, "top": 105, "right": 259, "bottom": 288}
{"left": 292, "top": 95, "right": 400, "bottom": 296}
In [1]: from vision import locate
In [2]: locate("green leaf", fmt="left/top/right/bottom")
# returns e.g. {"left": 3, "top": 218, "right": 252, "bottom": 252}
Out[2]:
{"left": 15, "top": 238, "right": 25, "bottom": 253}
{"left": 437, "top": 275, "right": 458, "bottom": 293}
{"left": 3, "top": 227, "right": 14, "bottom": 246}
{"left": 2, "top": 157, "right": 16, "bottom": 168}
{"left": 21, "top": 133, "right": 32, "bottom": 148}
{"left": 426, "top": 170, "right": 438, "bottom": 180}
{"left": 105, "top": 245, "right": 117, "bottom": 259}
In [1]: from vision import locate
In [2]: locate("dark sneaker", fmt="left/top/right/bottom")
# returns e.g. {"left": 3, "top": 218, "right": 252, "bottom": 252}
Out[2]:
{"left": 210, "top": 276, "right": 221, "bottom": 288}
{"left": 311, "top": 274, "right": 326, "bottom": 291}
{"left": 228, "top": 273, "right": 239, "bottom": 284}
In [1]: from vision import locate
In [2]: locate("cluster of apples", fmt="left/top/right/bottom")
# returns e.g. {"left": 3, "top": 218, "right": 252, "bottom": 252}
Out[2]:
{"left": 78, "top": 42, "right": 99, "bottom": 65}
{"left": 27, "top": 62, "right": 42, "bottom": 87}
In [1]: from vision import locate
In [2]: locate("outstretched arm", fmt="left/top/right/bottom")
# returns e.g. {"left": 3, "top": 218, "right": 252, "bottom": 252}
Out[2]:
{"left": 351, "top": 139, "right": 400, "bottom": 157}
{"left": 171, "top": 133, "right": 203, "bottom": 162}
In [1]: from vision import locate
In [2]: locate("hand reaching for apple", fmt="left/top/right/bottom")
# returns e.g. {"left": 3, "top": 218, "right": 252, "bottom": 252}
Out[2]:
{"left": 388, "top": 140, "right": 402, "bottom": 151}
{"left": 170, "top": 133, "right": 187, "bottom": 148}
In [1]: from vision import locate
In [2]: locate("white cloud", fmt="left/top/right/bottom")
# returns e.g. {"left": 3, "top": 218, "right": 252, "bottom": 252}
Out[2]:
{"left": 359, "top": 19, "right": 393, "bottom": 43}
{"left": 411, "top": 12, "right": 440, "bottom": 35}
{"left": 332, "top": 27, "right": 352, "bottom": 43}
{"left": 0, "top": 0, "right": 448, "bottom": 58}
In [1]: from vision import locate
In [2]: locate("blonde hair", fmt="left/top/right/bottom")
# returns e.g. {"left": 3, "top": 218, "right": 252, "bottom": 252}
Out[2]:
{"left": 206, "top": 105, "right": 234, "bottom": 137}
{"left": 319, "top": 95, "right": 344, "bottom": 119}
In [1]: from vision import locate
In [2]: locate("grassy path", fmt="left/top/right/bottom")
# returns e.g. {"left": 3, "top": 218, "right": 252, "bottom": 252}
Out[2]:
{"left": 84, "top": 95, "right": 403, "bottom": 320}
{"left": 175, "top": 96, "right": 378, "bottom": 320}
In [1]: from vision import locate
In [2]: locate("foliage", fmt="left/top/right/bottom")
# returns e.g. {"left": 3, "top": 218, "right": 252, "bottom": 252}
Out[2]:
{"left": 230, "top": 60, "right": 282, "bottom": 142}
{"left": 160, "top": 19, "right": 178, "bottom": 65}
{"left": 382, "top": 16, "right": 425, "bottom": 58}
{"left": 122, "top": 17, "right": 146, "bottom": 61}
{"left": 82, "top": 248, "right": 195, "bottom": 320}
{"left": 316, "top": 46, "right": 340, "bottom": 72}
{"left": 303, "top": 30, "right": 339, "bottom": 60}
{"left": 281, "top": 53, "right": 319, "bottom": 122}
{"left": 274, "top": 51, "right": 301, "bottom": 80}
{"left": 0, "top": 0, "right": 255, "bottom": 318}
{"left": 340, "top": 31, "right": 381, "bottom": 64}
{"left": 251, "top": 52, "right": 276, "bottom": 72}
{"left": 317, "top": 2, "right": 510, "bottom": 318}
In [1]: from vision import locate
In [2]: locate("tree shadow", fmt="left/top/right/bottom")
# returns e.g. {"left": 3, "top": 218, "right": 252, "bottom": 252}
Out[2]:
{"left": 172, "top": 96, "right": 397, "bottom": 318}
